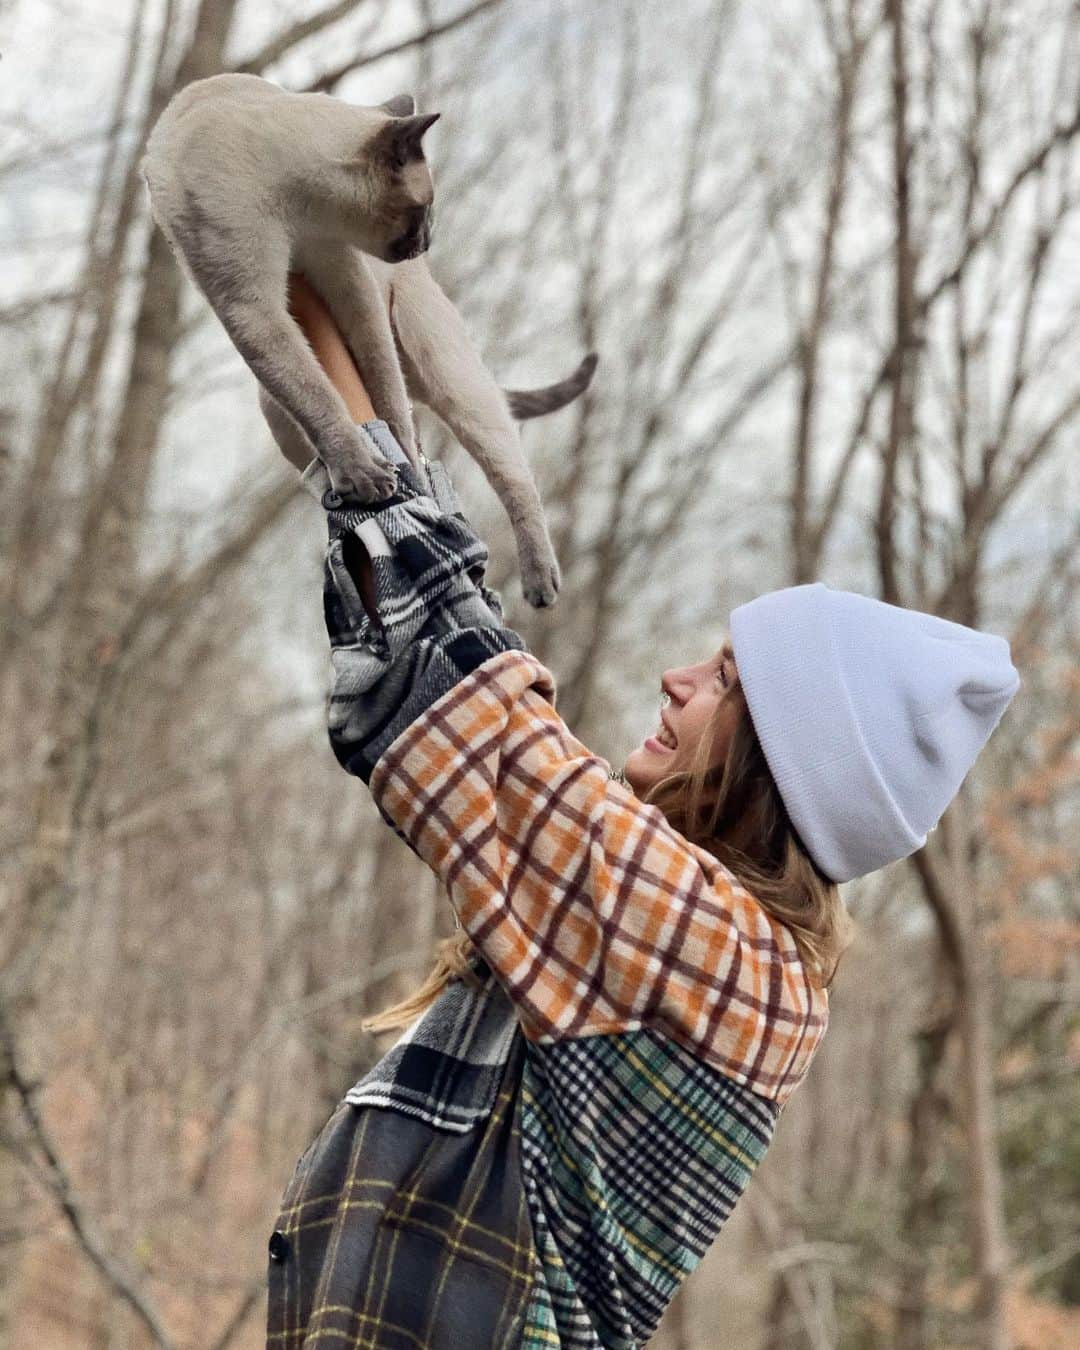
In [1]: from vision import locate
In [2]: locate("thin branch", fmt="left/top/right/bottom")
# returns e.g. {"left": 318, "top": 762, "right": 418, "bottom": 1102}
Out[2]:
{"left": 0, "top": 1002, "right": 175, "bottom": 1349}
{"left": 208, "top": 1280, "right": 267, "bottom": 1350}
{"left": 234, "top": 0, "right": 371, "bottom": 76}
{"left": 304, "top": 0, "right": 506, "bottom": 94}
{"left": 188, "top": 948, "right": 433, "bottom": 1191}
{"left": 927, "top": 102, "right": 1080, "bottom": 311}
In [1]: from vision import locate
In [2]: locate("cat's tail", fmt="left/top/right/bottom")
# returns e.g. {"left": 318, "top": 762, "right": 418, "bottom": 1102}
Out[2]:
{"left": 502, "top": 353, "right": 598, "bottom": 421}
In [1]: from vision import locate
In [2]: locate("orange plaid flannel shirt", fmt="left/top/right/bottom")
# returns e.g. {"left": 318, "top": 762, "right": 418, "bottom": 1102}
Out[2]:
{"left": 370, "top": 647, "right": 829, "bottom": 1108}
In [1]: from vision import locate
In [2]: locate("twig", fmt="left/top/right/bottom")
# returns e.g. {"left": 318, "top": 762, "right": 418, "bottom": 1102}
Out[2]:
{"left": 304, "top": 0, "right": 506, "bottom": 93}
{"left": 0, "top": 1001, "right": 175, "bottom": 1349}
{"left": 235, "top": 0, "right": 371, "bottom": 75}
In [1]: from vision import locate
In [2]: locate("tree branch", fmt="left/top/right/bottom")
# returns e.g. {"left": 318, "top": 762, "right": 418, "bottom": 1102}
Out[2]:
{"left": 303, "top": 0, "right": 506, "bottom": 94}
{"left": 0, "top": 1002, "right": 175, "bottom": 1348}
{"left": 234, "top": 0, "right": 373, "bottom": 76}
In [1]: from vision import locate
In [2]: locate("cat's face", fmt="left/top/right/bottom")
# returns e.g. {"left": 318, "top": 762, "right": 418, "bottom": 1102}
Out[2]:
{"left": 347, "top": 97, "right": 439, "bottom": 263}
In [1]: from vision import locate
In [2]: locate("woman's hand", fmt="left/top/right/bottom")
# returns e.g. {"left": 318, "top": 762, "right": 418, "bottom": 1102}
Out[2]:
{"left": 287, "top": 272, "right": 377, "bottom": 423}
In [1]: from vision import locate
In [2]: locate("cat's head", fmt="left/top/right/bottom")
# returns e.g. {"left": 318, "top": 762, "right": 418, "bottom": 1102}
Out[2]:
{"left": 342, "top": 93, "right": 439, "bottom": 263}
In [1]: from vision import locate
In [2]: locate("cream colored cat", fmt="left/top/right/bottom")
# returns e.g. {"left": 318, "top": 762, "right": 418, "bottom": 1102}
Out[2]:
{"left": 143, "top": 73, "right": 595, "bottom": 607}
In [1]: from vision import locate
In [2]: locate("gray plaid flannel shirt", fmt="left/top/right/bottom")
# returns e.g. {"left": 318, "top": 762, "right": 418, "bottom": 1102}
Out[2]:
{"left": 300, "top": 420, "right": 528, "bottom": 793}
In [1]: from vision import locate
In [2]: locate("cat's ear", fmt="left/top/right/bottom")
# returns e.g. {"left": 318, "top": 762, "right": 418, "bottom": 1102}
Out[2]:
{"left": 380, "top": 93, "right": 415, "bottom": 117}
{"left": 378, "top": 112, "right": 441, "bottom": 171}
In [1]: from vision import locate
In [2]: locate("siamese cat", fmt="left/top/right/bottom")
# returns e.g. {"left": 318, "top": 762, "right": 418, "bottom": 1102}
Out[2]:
{"left": 142, "top": 73, "right": 596, "bottom": 608}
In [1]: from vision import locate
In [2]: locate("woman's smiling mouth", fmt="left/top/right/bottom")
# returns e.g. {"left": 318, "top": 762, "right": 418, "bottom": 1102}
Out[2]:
{"left": 645, "top": 718, "right": 678, "bottom": 753}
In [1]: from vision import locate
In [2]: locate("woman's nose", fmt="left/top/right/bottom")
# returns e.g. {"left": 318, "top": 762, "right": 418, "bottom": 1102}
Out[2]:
{"left": 663, "top": 659, "right": 712, "bottom": 701}
{"left": 661, "top": 668, "right": 693, "bottom": 703}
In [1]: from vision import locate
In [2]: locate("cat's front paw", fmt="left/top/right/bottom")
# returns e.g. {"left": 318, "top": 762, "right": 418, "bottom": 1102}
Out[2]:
{"left": 521, "top": 552, "right": 561, "bottom": 609}
{"left": 330, "top": 456, "right": 398, "bottom": 505}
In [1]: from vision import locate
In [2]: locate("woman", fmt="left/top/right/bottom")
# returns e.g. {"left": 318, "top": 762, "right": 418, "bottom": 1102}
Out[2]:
{"left": 265, "top": 275, "right": 1020, "bottom": 1349}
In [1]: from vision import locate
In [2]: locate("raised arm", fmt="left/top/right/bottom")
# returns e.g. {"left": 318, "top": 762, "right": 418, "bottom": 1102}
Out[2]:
{"left": 288, "top": 271, "right": 377, "bottom": 423}
{"left": 294, "top": 275, "right": 827, "bottom": 1107}
{"left": 288, "top": 272, "right": 377, "bottom": 624}
{"left": 287, "top": 270, "right": 529, "bottom": 784}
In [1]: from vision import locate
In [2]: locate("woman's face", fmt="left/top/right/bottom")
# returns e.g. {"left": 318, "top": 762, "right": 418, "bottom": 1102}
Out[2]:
{"left": 622, "top": 635, "right": 741, "bottom": 796}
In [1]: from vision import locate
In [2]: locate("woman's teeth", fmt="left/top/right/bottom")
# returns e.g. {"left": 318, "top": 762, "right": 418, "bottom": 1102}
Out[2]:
{"left": 654, "top": 726, "right": 676, "bottom": 750}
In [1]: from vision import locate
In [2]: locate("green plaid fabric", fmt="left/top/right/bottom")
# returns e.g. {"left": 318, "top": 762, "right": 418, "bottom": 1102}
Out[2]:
{"left": 516, "top": 1030, "right": 778, "bottom": 1347}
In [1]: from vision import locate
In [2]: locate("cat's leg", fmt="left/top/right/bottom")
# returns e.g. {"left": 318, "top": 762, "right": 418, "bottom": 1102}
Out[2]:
{"left": 192, "top": 224, "right": 397, "bottom": 503}
{"left": 293, "top": 241, "right": 419, "bottom": 469}
{"left": 383, "top": 260, "right": 561, "bottom": 608}
{"left": 257, "top": 384, "right": 316, "bottom": 475}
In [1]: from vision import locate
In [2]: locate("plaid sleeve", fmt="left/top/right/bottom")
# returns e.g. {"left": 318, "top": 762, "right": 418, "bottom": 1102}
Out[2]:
{"left": 368, "top": 647, "right": 830, "bottom": 1107}
{"left": 313, "top": 420, "right": 529, "bottom": 788}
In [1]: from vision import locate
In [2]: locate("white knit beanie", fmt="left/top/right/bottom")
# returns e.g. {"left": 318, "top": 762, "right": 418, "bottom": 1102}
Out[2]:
{"left": 728, "top": 583, "right": 1021, "bottom": 884}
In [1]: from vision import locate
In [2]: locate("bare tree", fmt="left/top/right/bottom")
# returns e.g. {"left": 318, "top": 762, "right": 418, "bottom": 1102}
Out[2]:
{"left": 1, "top": 1, "right": 1075, "bottom": 1345}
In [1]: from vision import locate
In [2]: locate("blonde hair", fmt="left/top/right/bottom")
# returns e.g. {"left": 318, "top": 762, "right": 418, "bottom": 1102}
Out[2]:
{"left": 362, "top": 681, "right": 856, "bottom": 1035}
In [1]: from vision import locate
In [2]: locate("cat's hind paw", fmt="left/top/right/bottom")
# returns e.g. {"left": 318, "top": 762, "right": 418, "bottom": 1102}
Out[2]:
{"left": 521, "top": 554, "right": 561, "bottom": 609}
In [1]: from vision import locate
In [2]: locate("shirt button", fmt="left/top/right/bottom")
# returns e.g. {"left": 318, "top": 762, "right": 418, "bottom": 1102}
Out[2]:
{"left": 268, "top": 1230, "right": 290, "bottom": 1263}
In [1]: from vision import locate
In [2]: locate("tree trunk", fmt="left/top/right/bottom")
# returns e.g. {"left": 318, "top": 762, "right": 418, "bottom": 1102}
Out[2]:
{"left": 879, "top": 0, "right": 918, "bottom": 607}
{"left": 895, "top": 1004, "right": 953, "bottom": 1349}
{"left": 5, "top": 0, "right": 240, "bottom": 989}
{"left": 956, "top": 930, "right": 1012, "bottom": 1349}
{"left": 911, "top": 791, "right": 1013, "bottom": 1350}
{"left": 0, "top": 3, "right": 240, "bottom": 1340}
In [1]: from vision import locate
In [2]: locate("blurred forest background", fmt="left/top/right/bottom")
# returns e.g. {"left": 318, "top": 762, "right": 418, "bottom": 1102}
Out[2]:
{"left": 1, "top": 0, "right": 1077, "bottom": 1346}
